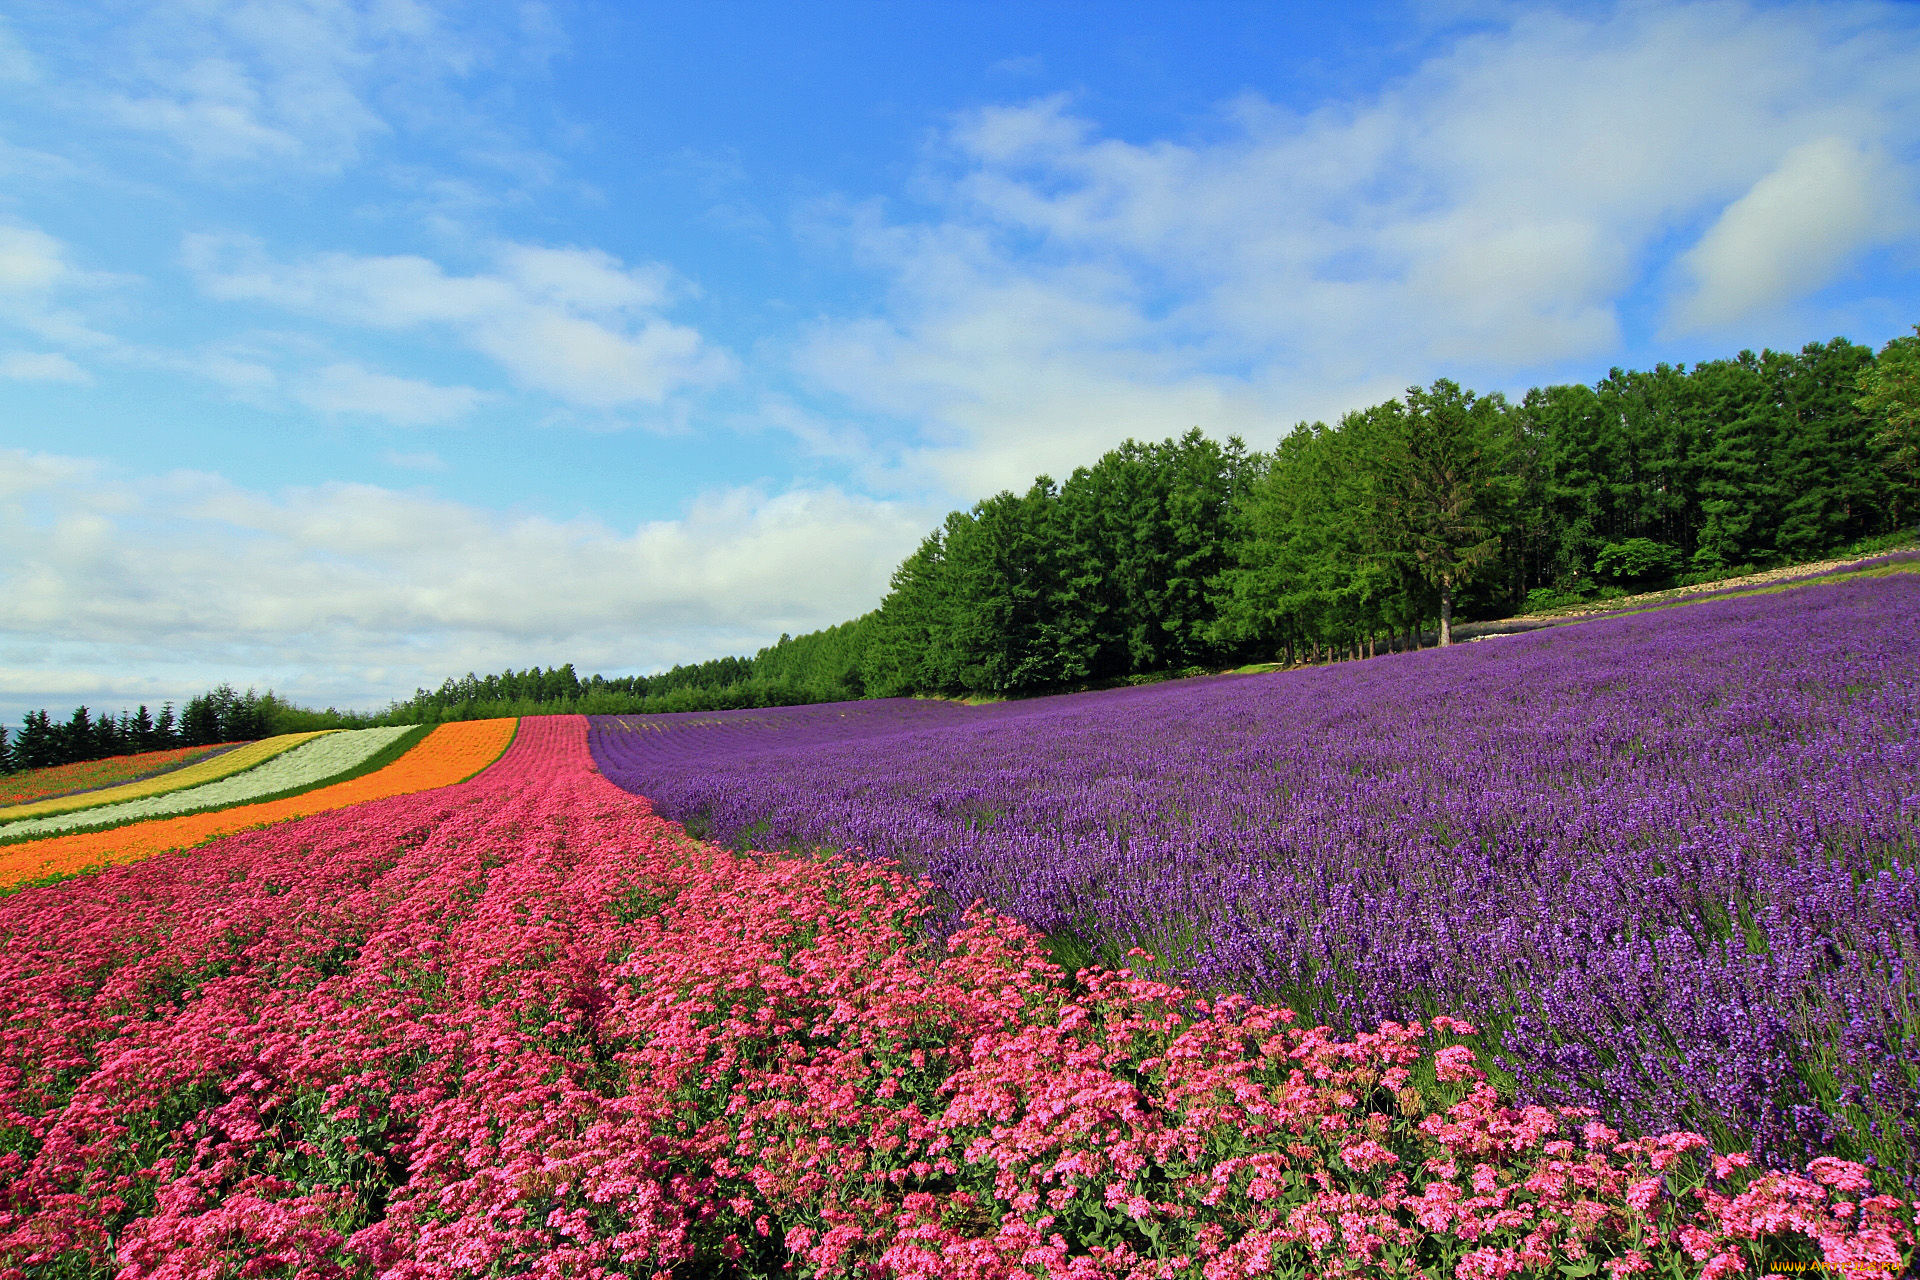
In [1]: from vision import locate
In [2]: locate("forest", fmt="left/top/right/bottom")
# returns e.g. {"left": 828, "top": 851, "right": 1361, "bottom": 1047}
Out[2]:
{"left": 3, "top": 325, "right": 1915, "bottom": 762}
{"left": 802, "top": 327, "right": 1918, "bottom": 699}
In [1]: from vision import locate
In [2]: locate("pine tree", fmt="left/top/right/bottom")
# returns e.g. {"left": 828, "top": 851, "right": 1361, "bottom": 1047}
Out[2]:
{"left": 15, "top": 710, "right": 54, "bottom": 770}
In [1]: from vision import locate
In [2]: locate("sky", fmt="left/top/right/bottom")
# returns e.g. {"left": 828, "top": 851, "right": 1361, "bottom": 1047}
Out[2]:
{"left": 2, "top": 0, "right": 1919, "bottom": 725}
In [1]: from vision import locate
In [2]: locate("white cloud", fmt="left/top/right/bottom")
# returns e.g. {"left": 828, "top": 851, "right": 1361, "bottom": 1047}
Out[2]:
{"left": 1670, "top": 136, "right": 1914, "bottom": 332}
{"left": 498, "top": 243, "right": 676, "bottom": 314}
{"left": 0, "top": 225, "right": 65, "bottom": 295}
{"left": 94, "top": 0, "right": 483, "bottom": 170}
{"left": 0, "top": 222, "right": 120, "bottom": 350}
{"left": 0, "top": 448, "right": 930, "bottom": 720}
{"left": 187, "top": 235, "right": 735, "bottom": 407}
{"left": 798, "top": 1, "right": 1920, "bottom": 498}
{"left": 295, "top": 361, "right": 485, "bottom": 426}
{"left": 0, "top": 351, "right": 90, "bottom": 383}
{"left": 0, "top": 18, "right": 38, "bottom": 84}
{"left": 380, "top": 448, "right": 447, "bottom": 471}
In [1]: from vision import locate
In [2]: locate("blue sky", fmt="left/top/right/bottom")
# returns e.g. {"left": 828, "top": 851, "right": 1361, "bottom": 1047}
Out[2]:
{"left": 2, "top": 0, "right": 1919, "bottom": 723}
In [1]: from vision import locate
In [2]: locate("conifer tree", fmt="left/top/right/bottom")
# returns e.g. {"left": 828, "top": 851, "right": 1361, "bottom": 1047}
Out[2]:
{"left": 15, "top": 710, "right": 53, "bottom": 770}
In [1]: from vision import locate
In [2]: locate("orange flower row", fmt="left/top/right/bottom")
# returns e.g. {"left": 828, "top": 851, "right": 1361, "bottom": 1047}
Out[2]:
{"left": 0, "top": 719, "right": 518, "bottom": 891}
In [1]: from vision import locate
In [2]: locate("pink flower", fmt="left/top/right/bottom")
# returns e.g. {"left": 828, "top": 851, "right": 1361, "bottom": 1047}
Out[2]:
{"left": 1807, "top": 1158, "right": 1873, "bottom": 1194}
{"left": 1626, "top": 1177, "right": 1662, "bottom": 1214}
{"left": 1338, "top": 1139, "right": 1399, "bottom": 1171}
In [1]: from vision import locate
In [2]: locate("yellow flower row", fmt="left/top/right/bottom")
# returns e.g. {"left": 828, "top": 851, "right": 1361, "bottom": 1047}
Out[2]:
{"left": 0, "top": 719, "right": 518, "bottom": 890}
{"left": 0, "top": 732, "right": 332, "bottom": 823}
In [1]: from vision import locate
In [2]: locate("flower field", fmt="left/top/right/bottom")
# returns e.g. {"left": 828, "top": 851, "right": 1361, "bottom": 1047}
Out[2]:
{"left": 0, "top": 728, "right": 415, "bottom": 840}
{"left": 0, "top": 733, "right": 328, "bottom": 823}
{"left": 0, "top": 744, "right": 233, "bottom": 809}
{"left": 0, "top": 719, "right": 516, "bottom": 890}
{"left": 589, "top": 574, "right": 1920, "bottom": 1185}
{"left": 1, "top": 715, "right": 1910, "bottom": 1280}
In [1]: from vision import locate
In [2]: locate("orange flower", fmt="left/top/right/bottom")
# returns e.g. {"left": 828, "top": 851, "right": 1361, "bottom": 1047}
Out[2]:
{"left": 0, "top": 719, "right": 517, "bottom": 890}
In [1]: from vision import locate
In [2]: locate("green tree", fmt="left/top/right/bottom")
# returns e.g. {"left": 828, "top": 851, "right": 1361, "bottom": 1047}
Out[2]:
{"left": 942, "top": 480, "right": 1076, "bottom": 693}
{"left": 1856, "top": 324, "right": 1920, "bottom": 527}
{"left": 1055, "top": 430, "right": 1248, "bottom": 678}
{"left": 1767, "top": 338, "right": 1879, "bottom": 560}
{"left": 863, "top": 527, "right": 956, "bottom": 697}
{"left": 1211, "top": 417, "right": 1407, "bottom": 663}
{"left": 1370, "top": 380, "right": 1516, "bottom": 646}
{"left": 15, "top": 711, "right": 54, "bottom": 770}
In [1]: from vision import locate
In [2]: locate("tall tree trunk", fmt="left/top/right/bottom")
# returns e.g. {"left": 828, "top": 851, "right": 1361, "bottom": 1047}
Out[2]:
{"left": 1439, "top": 576, "right": 1455, "bottom": 647}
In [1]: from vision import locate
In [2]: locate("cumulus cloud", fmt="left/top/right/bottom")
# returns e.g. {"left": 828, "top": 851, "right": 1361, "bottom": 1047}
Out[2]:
{"left": 187, "top": 235, "right": 735, "bottom": 408}
{"left": 1670, "top": 136, "right": 1914, "bottom": 332}
{"left": 0, "top": 448, "right": 929, "bottom": 721}
{"left": 799, "top": 1, "right": 1920, "bottom": 497}
{"left": 294, "top": 361, "right": 485, "bottom": 426}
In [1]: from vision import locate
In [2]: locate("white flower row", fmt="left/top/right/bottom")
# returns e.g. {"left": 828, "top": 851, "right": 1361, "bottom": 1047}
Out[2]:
{"left": 0, "top": 726, "right": 416, "bottom": 839}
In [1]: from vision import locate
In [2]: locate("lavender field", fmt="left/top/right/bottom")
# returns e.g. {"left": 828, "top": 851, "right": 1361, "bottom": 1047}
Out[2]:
{"left": 591, "top": 572, "right": 1920, "bottom": 1185}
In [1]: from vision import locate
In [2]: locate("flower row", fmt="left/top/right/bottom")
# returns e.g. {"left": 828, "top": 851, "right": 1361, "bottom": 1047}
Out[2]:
{"left": 0, "top": 716, "right": 1908, "bottom": 1279}
{"left": 0, "top": 728, "right": 412, "bottom": 839}
{"left": 0, "top": 732, "right": 328, "bottom": 823}
{"left": 0, "top": 743, "right": 232, "bottom": 810}
{"left": 0, "top": 718, "right": 517, "bottom": 890}
{"left": 588, "top": 573, "right": 1920, "bottom": 1179}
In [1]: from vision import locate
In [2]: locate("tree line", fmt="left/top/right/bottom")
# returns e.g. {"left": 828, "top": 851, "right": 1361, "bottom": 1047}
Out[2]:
{"left": 0, "top": 685, "right": 322, "bottom": 774}
{"left": 4, "top": 326, "right": 1915, "bottom": 764}
{"left": 366, "top": 326, "right": 1917, "bottom": 713}
{"left": 855, "top": 331, "right": 1915, "bottom": 693}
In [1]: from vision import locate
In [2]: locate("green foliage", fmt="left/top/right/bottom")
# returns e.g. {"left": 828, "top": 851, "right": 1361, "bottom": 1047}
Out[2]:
{"left": 866, "top": 431, "right": 1251, "bottom": 697}
{"left": 1856, "top": 324, "right": 1920, "bottom": 526}
{"left": 751, "top": 616, "right": 874, "bottom": 701}
{"left": 1593, "top": 538, "right": 1683, "bottom": 585}
{"left": 1521, "top": 586, "right": 1588, "bottom": 614}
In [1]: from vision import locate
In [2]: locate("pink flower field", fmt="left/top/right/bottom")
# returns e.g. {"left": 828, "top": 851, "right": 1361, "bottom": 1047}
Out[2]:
{"left": 1, "top": 716, "right": 1911, "bottom": 1280}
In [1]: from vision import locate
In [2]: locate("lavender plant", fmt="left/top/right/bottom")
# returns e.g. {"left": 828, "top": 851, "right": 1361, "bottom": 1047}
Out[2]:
{"left": 590, "top": 575, "right": 1920, "bottom": 1185}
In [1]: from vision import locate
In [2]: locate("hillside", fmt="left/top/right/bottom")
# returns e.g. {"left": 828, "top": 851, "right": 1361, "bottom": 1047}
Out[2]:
{"left": 588, "top": 565, "right": 1920, "bottom": 1182}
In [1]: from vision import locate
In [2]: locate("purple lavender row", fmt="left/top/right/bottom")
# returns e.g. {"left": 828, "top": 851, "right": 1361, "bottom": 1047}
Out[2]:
{"left": 589, "top": 575, "right": 1920, "bottom": 1181}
